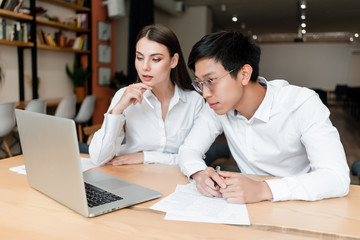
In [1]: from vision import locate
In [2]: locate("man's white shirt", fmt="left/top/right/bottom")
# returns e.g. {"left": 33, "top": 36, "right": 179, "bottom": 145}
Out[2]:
{"left": 179, "top": 78, "right": 350, "bottom": 201}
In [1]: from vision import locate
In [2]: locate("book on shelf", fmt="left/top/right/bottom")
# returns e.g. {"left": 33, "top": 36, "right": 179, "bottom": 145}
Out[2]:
{"left": 65, "top": 13, "right": 87, "bottom": 29}
{"left": 37, "top": 30, "right": 45, "bottom": 45}
{"left": 0, "top": 0, "right": 24, "bottom": 12}
{"left": 69, "top": 35, "right": 87, "bottom": 50}
{"left": 21, "top": 22, "right": 27, "bottom": 42}
{"left": 72, "top": 36, "right": 82, "bottom": 49}
{"left": 46, "top": 33, "right": 56, "bottom": 47}
{"left": 13, "top": 0, "right": 23, "bottom": 12}
{"left": 0, "top": 17, "right": 30, "bottom": 42}
{"left": 0, "top": 0, "right": 9, "bottom": 9}
{"left": 0, "top": 18, "right": 4, "bottom": 40}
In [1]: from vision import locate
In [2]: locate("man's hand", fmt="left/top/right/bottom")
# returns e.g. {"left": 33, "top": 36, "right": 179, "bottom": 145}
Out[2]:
{"left": 191, "top": 167, "right": 227, "bottom": 198}
{"left": 107, "top": 152, "right": 144, "bottom": 165}
{"left": 219, "top": 171, "right": 273, "bottom": 203}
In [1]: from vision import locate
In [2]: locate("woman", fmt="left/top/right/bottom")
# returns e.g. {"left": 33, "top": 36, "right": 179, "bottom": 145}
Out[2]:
{"left": 89, "top": 24, "right": 204, "bottom": 166}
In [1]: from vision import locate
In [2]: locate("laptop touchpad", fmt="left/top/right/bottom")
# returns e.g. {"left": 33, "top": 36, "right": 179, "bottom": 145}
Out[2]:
{"left": 96, "top": 179, "right": 131, "bottom": 190}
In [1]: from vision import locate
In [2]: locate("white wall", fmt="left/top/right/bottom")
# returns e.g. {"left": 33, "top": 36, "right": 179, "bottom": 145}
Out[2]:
{"left": 2, "top": 2, "right": 360, "bottom": 103}
{"left": 0, "top": 42, "right": 74, "bottom": 103}
{"left": 113, "top": 5, "right": 212, "bottom": 75}
{"left": 0, "top": 2, "right": 75, "bottom": 102}
{"left": 113, "top": 0, "right": 129, "bottom": 73}
{"left": 164, "top": 6, "right": 212, "bottom": 67}
{"left": 349, "top": 51, "right": 360, "bottom": 87}
{"left": 113, "top": 4, "right": 360, "bottom": 92}
{"left": 259, "top": 43, "right": 360, "bottom": 90}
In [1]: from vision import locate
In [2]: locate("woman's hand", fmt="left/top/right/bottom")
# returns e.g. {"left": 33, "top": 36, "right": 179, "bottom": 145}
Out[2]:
{"left": 107, "top": 152, "right": 144, "bottom": 165}
{"left": 111, "top": 83, "right": 152, "bottom": 114}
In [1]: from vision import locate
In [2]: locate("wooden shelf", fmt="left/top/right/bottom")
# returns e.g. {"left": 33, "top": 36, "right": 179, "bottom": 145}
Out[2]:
{"left": 37, "top": 44, "right": 90, "bottom": 54}
{"left": 0, "top": 9, "right": 33, "bottom": 21}
{"left": 37, "top": 0, "right": 90, "bottom": 12}
{"left": 36, "top": 17, "right": 90, "bottom": 32}
{"left": 0, "top": 0, "right": 92, "bottom": 100}
{"left": 0, "top": 39, "right": 34, "bottom": 47}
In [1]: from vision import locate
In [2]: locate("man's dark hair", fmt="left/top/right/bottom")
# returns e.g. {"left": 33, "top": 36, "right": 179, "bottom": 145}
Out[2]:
{"left": 188, "top": 30, "right": 261, "bottom": 81}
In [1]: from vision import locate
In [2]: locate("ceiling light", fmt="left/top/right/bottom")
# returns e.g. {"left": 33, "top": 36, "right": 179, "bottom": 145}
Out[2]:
{"left": 232, "top": 15, "right": 238, "bottom": 22}
{"left": 355, "top": 33, "right": 359, "bottom": 38}
{"left": 300, "top": 1, "right": 306, "bottom": 9}
{"left": 221, "top": 4, "right": 226, "bottom": 12}
{"left": 301, "top": 29, "right": 307, "bottom": 34}
{"left": 252, "top": 35, "right": 258, "bottom": 40}
{"left": 301, "top": 14, "right": 306, "bottom": 20}
{"left": 301, "top": 23, "right": 306, "bottom": 28}
{"left": 350, "top": 37, "right": 354, "bottom": 42}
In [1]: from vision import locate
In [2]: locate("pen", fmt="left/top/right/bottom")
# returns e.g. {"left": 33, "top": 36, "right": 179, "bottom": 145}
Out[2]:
{"left": 214, "top": 165, "right": 220, "bottom": 187}
{"left": 138, "top": 87, "right": 154, "bottom": 109}
{"left": 143, "top": 95, "right": 154, "bottom": 109}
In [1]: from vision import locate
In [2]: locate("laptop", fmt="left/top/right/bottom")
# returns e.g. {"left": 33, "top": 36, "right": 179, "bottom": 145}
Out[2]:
{"left": 15, "top": 109, "right": 161, "bottom": 217}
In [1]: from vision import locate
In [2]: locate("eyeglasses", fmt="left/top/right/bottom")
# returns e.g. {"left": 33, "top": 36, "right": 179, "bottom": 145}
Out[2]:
{"left": 192, "top": 69, "right": 234, "bottom": 93}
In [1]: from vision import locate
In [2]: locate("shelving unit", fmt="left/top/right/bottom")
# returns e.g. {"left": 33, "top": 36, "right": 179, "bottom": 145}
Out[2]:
{"left": 0, "top": 39, "right": 33, "bottom": 47}
{"left": 0, "top": 0, "right": 92, "bottom": 101}
{"left": 0, "top": 8, "right": 32, "bottom": 21}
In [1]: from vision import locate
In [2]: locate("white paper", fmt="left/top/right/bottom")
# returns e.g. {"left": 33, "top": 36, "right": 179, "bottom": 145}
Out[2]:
{"left": 9, "top": 157, "right": 98, "bottom": 175}
{"left": 9, "top": 165, "right": 27, "bottom": 175}
{"left": 150, "top": 183, "right": 250, "bottom": 225}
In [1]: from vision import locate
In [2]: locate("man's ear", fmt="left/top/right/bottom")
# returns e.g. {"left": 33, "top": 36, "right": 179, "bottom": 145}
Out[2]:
{"left": 170, "top": 53, "right": 179, "bottom": 69}
{"left": 239, "top": 64, "right": 253, "bottom": 85}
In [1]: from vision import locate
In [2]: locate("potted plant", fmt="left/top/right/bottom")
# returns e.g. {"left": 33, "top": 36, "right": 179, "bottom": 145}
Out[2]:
{"left": 110, "top": 70, "right": 130, "bottom": 90}
{"left": 66, "top": 55, "right": 91, "bottom": 101}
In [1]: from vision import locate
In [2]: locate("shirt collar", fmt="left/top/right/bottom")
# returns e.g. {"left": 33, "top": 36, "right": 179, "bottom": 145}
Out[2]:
{"left": 175, "top": 84, "right": 187, "bottom": 102}
{"left": 251, "top": 77, "right": 274, "bottom": 123}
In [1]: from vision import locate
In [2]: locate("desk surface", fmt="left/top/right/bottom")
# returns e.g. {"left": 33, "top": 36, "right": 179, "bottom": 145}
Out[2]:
{"left": 1, "top": 155, "right": 359, "bottom": 240}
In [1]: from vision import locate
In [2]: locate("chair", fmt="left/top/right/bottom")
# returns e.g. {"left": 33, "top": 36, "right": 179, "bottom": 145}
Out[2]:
{"left": 334, "top": 84, "right": 348, "bottom": 102}
{"left": 12, "top": 99, "right": 47, "bottom": 151}
{"left": 312, "top": 88, "right": 327, "bottom": 106}
{"left": 351, "top": 159, "right": 360, "bottom": 183}
{"left": 25, "top": 99, "right": 47, "bottom": 113}
{"left": 54, "top": 94, "right": 77, "bottom": 119}
{"left": 75, "top": 95, "right": 96, "bottom": 142}
{"left": 0, "top": 102, "right": 17, "bottom": 158}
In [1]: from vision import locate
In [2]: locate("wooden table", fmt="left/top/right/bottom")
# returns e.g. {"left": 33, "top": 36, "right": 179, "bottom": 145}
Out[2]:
{"left": 1, "top": 155, "right": 359, "bottom": 239}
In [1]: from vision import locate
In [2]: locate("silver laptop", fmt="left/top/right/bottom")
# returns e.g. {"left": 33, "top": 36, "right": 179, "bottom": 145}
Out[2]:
{"left": 15, "top": 109, "right": 161, "bottom": 217}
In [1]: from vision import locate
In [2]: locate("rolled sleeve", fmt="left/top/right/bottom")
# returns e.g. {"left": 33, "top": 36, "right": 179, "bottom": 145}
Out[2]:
{"left": 89, "top": 113, "right": 126, "bottom": 166}
{"left": 178, "top": 104, "right": 223, "bottom": 178}
{"left": 143, "top": 151, "right": 178, "bottom": 165}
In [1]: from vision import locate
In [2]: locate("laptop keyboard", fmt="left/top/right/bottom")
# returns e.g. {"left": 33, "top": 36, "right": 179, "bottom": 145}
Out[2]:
{"left": 85, "top": 182, "right": 123, "bottom": 208}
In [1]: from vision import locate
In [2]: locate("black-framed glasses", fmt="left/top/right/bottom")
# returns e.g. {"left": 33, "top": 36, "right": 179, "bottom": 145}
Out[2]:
{"left": 192, "top": 69, "right": 234, "bottom": 93}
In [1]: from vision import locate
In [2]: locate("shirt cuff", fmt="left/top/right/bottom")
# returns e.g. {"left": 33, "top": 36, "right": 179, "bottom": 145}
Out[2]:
{"left": 143, "top": 151, "right": 159, "bottom": 164}
{"left": 106, "top": 112, "right": 125, "bottom": 122}
{"left": 143, "top": 151, "right": 178, "bottom": 165}
{"left": 265, "top": 178, "right": 291, "bottom": 202}
{"left": 184, "top": 161, "right": 208, "bottom": 179}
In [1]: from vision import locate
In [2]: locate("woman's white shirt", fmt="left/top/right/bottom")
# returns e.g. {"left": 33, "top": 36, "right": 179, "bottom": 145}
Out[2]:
{"left": 89, "top": 84, "right": 204, "bottom": 166}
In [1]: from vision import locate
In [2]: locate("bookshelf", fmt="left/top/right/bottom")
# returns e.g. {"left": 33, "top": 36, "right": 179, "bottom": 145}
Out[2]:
{"left": 0, "top": 0, "right": 92, "bottom": 100}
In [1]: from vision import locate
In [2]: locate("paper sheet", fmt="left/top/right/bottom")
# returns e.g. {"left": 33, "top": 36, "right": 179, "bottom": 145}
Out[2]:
{"left": 150, "top": 183, "right": 250, "bottom": 225}
{"left": 9, "top": 157, "right": 98, "bottom": 174}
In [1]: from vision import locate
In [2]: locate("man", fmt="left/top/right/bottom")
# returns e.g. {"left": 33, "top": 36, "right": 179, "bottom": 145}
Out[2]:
{"left": 178, "top": 30, "right": 350, "bottom": 203}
